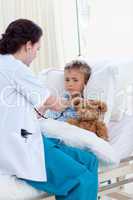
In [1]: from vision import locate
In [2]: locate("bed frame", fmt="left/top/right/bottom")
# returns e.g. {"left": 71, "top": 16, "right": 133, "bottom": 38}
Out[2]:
{"left": 99, "top": 155, "right": 133, "bottom": 199}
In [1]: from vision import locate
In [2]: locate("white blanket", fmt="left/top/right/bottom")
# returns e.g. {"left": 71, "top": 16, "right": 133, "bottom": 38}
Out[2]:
{"left": 39, "top": 118, "right": 120, "bottom": 164}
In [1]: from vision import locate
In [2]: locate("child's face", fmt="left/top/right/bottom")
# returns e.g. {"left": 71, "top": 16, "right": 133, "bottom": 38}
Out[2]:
{"left": 64, "top": 69, "right": 85, "bottom": 95}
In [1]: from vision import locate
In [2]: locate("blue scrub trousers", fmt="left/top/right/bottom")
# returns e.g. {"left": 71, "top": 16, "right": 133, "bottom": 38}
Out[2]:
{"left": 25, "top": 136, "right": 98, "bottom": 200}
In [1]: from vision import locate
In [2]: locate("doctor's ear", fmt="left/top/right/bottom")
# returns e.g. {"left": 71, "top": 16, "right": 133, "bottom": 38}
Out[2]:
{"left": 25, "top": 41, "right": 32, "bottom": 52}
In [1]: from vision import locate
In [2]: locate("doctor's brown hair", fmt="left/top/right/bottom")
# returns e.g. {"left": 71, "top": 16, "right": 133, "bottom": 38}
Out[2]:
{"left": 0, "top": 19, "right": 42, "bottom": 54}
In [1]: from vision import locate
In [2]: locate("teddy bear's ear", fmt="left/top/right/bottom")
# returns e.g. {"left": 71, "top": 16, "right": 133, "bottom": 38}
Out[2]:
{"left": 72, "top": 97, "right": 82, "bottom": 106}
{"left": 98, "top": 102, "right": 107, "bottom": 113}
{"left": 70, "top": 93, "right": 83, "bottom": 109}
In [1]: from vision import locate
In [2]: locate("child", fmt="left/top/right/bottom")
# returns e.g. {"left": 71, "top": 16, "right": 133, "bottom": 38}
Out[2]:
{"left": 44, "top": 60, "right": 91, "bottom": 121}
{"left": 39, "top": 60, "right": 98, "bottom": 200}
{"left": 38, "top": 60, "right": 99, "bottom": 200}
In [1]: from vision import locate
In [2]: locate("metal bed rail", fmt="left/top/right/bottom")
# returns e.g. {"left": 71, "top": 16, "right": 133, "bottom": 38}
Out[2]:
{"left": 99, "top": 156, "right": 133, "bottom": 199}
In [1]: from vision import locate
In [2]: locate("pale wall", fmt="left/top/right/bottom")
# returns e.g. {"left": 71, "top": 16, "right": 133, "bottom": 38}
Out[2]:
{"left": 85, "top": 0, "right": 133, "bottom": 59}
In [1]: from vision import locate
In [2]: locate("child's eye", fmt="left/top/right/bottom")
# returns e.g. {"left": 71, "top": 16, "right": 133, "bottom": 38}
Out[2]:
{"left": 65, "top": 78, "right": 70, "bottom": 82}
{"left": 73, "top": 79, "right": 78, "bottom": 82}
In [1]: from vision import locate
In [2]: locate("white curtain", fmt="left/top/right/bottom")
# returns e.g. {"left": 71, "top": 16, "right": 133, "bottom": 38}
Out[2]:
{"left": 41, "top": 0, "right": 79, "bottom": 68}
{"left": 0, "top": 0, "right": 79, "bottom": 73}
{"left": 0, "top": 0, "right": 48, "bottom": 73}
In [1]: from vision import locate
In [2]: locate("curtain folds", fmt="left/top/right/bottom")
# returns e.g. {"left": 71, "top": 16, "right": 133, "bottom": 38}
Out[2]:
{"left": 0, "top": 0, "right": 78, "bottom": 73}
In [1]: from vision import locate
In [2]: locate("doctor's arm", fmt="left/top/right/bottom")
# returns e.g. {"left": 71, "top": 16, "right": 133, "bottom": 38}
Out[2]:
{"left": 14, "top": 66, "right": 69, "bottom": 117}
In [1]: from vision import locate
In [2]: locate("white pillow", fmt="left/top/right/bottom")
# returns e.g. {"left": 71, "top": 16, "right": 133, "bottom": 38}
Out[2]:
{"left": 81, "top": 58, "right": 133, "bottom": 122}
{"left": 109, "top": 59, "right": 133, "bottom": 121}
{"left": 39, "top": 68, "right": 65, "bottom": 96}
{"left": 84, "top": 63, "right": 118, "bottom": 124}
{"left": 40, "top": 118, "right": 120, "bottom": 165}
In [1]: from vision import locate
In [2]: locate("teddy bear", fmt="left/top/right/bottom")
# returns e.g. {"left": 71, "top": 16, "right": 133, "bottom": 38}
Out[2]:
{"left": 67, "top": 96, "right": 109, "bottom": 141}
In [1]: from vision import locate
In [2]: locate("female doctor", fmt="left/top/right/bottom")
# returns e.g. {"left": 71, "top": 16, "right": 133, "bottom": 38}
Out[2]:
{"left": 0, "top": 19, "right": 98, "bottom": 200}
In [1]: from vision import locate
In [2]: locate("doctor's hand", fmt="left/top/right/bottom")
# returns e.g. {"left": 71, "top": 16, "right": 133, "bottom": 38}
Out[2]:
{"left": 36, "top": 95, "right": 70, "bottom": 118}
{"left": 44, "top": 95, "right": 70, "bottom": 111}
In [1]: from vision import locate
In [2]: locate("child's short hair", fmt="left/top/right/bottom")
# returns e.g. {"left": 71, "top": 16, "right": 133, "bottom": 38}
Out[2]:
{"left": 65, "top": 60, "right": 91, "bottom": 84}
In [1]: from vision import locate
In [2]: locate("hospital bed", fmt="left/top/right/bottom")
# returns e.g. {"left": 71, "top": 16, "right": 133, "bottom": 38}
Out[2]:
{"left": 0, "top": 58, "right": 133, "bottom": 200}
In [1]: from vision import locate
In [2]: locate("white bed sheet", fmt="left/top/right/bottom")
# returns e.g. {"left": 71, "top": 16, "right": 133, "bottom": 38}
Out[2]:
{"left": 0, "top": 115, "right": 133, "bottom": 200}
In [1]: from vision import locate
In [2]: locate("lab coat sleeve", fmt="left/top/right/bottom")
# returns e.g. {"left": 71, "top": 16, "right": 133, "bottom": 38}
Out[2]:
{"left": 13, "top": 64, "right": 50, "bottom": 108}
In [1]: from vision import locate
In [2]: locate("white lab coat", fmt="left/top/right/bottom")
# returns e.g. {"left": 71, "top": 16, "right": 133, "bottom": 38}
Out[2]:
{"left": 0, "top": 54, "right": 50, "bottom": 181}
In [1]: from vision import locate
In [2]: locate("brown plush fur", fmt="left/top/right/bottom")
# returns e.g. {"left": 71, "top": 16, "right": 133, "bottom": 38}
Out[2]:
{"left": 67, "top": 98, "right": 109, "bottom": 141}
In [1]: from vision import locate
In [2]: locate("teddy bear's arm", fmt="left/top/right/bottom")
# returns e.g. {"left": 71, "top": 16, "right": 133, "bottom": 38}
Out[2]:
{"left": 67, "top": 118, "right": 80, "bottom": 126}
{"left": 96, "top": 121, "right": 109, "bottom": 141}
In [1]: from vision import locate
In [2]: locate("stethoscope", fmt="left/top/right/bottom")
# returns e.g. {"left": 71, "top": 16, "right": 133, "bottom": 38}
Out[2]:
{"left": 34, "top": 107, "right": 65, "bottom": 120}
{"left": 34, "top": 92, "right": 82, "bottom": 120}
